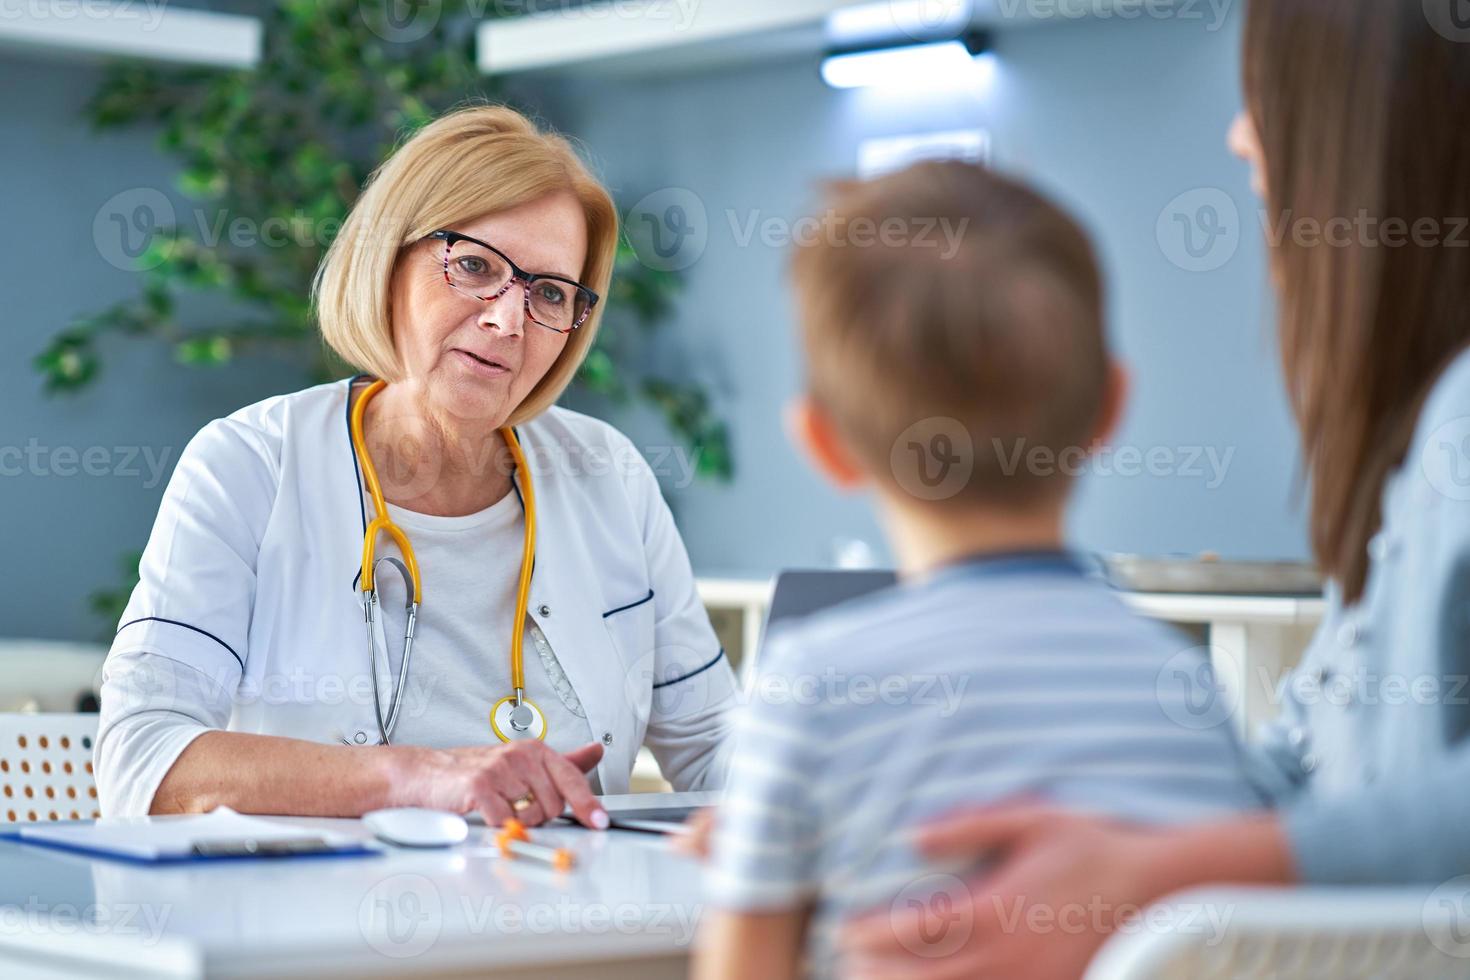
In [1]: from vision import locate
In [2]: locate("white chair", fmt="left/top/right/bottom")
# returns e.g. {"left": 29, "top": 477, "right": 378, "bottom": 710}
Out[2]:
{"left": 0, "top": 712, "right": 101, "bottom": 824}
{"left": 1084, "top": 886, "right": 1470, "bottom": 980}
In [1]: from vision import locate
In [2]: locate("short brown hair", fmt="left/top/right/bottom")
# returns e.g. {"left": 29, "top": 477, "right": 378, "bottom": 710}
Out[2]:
{"left": 791, "top": 160, "right": 1107, "bottom": 505}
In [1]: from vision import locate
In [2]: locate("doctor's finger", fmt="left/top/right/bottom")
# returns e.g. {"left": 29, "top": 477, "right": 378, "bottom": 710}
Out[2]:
{"left": 473, "top": 792, "right": 514, "bottom": 828}
{"left": 491, "top": 767, "right": 548, "bottom": 826}
{"left": 546, "top": 749, "right": 607, "bottom": 829}
{"left": 520, "top": 765, "right": 565, "bottom": 827}
{"left": 563, "top": 741, "right": 604, "bottom": 773}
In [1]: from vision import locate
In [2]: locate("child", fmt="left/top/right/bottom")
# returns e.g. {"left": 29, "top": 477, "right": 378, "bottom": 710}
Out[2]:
{"left": 694, "top": 162, "right": 1263, "bottom": 979}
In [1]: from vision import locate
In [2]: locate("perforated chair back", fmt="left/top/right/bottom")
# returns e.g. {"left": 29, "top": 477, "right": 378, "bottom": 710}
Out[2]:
{"left": 1084, "top": 886, "right": 1468, "bottom": 980}
{"left": 0, "top": 712, "right": 100, "bottom": 824}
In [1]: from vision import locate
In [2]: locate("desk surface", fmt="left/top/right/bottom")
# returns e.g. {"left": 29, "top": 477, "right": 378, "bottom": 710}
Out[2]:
{"left": 0, "top": 816, "right": 705, "bottom": 980}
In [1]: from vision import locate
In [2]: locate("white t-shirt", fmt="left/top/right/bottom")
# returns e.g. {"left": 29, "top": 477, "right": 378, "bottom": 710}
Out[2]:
{"left": 373, "top": 492, "right": 599, "bottom": 789}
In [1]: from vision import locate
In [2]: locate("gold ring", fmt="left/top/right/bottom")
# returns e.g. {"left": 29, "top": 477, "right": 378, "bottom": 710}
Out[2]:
{"left": 511, "top": 792, "right": 535, "bottom": 813}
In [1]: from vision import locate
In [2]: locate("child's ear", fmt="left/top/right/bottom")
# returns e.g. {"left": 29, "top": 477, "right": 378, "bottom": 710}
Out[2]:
{"left": 786, "top": 395, "right": 868, "bottom": 490}
{"left": 1088, "top": 359, "right": 1130, "bottom": 450}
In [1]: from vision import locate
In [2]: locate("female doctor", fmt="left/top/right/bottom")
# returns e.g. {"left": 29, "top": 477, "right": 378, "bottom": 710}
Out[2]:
{"left": 96, "top": 105, "right": 738, "bottom": 827}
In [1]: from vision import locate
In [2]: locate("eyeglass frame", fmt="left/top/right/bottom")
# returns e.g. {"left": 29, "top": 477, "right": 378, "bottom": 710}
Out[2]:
{"left": 425, "top": 229, "right": 599, "bottom": 334}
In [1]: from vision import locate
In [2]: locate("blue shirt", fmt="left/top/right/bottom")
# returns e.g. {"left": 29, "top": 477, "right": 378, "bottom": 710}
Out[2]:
{"left": 706, "top": 552, "right": 1264, "bottom": 970}
{"left": 1255, "top": 347, "right": 1470, "bottom": 883}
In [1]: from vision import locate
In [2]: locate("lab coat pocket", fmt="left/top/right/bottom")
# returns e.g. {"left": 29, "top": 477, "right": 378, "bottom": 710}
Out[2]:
{"left": 603, "top": 592, "right": 657, "bottom": 721}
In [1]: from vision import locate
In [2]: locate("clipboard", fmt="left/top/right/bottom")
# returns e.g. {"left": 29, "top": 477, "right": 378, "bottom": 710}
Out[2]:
{"left": 12, "top": 807, "right": 380, "bottom": 865}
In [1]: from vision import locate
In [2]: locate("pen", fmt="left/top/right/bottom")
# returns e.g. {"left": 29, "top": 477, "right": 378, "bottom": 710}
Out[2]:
{"left": 495, "top": 819, "right": 575, "bottom": 872}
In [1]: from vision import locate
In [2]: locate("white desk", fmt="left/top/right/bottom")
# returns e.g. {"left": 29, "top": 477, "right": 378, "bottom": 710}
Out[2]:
{"left": 697, "top": 576, "right": 1328, "bottom": 742}
{"left": 0, "top": 818, "right": 704, "bottom": 979}
{"left": 1120, "top": 592, "right": 1327, "bottom": 742}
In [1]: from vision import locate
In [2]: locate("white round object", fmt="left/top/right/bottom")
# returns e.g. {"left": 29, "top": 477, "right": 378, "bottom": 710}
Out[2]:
{"left": 362, "top": 807, "right": 469, "bottom": 848}
{"left": 490, "top": 696, "right": 547, "bottom": 742}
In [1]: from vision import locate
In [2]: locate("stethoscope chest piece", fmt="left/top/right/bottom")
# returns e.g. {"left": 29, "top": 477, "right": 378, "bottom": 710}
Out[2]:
{"left": 490, "top": 694, "right": 547, "bottom": 742}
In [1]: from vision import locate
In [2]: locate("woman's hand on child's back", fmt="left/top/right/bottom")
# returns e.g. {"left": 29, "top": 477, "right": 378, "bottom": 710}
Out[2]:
{"left": 839, "top": 803, "right": 1292, "bottom": 979}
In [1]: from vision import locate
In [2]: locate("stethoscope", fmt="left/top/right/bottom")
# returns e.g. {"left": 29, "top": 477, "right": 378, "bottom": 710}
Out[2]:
{"left": 350, "top": 378, "right": 548, "bottom": 746}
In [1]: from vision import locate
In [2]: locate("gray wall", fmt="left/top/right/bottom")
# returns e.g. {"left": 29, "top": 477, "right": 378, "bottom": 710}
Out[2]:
{"left": 517, "top": 4, "right": 1306, "bottom": 575}
{"left": 0, "top": 50, "right": 309, "bottom": 643}
{"left": 2, "top": 4, "right": 1307, "bottom": 644}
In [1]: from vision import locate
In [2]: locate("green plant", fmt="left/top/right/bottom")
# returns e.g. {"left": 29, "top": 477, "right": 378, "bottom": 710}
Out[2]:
{"left": 89, "top": 551, "right": 144, "bottom": 636}
{"left": 35, "top": 0, "right": 732, "bottom": 473}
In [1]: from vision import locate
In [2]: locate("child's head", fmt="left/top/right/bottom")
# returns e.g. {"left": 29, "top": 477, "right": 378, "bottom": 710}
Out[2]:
{"left": 789, "top": 160, "right": 1120, "bottom": 514}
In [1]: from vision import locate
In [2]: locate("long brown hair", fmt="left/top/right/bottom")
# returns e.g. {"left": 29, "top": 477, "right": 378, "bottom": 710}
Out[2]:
{"left": 1244, "top": 0, "right": 1470, "bottom": 603}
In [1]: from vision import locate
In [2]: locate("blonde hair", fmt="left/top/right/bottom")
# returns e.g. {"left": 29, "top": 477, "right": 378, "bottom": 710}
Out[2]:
{"left": 313, "top": 103, "right": 619, "bottom": 425}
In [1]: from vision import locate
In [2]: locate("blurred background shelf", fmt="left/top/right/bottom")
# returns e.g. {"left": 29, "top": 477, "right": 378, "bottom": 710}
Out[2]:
{"left": 477, "top": 0, "right": 1166, "bottom": 78}
{"left": 479, "top": 0, "right": 850, "bottom": 77}
{"left": 0, "top": 2, "right": 261, "bottom": 68}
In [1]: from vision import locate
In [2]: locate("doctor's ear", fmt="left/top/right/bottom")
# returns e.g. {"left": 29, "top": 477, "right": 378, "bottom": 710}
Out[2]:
{"left": 786, "top": 395, "right": 868, "bottom": 491}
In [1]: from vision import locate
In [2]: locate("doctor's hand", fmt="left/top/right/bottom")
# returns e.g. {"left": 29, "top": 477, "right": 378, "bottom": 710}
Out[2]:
{"left": 396, "top": 740, "right": 609, "bottom": 830}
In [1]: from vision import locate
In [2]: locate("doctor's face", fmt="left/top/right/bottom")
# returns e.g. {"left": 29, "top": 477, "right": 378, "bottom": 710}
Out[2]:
{"left": 388, "top": 190, "right": 588, "bottom": 430}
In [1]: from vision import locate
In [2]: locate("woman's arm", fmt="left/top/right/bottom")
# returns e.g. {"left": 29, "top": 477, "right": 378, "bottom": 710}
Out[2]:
{"left": 1282, "top": 747, "right": 1470, "bottom": 882}
{"left": 98, "top": 641, "right": 608, "bottom": 826}
{"left": 841, "top": 807, "right": 1292, "bottom": 980}
{"left": 152, "top": 730, "right": 403, "bottom": 816}
{"left": 151, "top": 728, "right": 610, "bottom": 826}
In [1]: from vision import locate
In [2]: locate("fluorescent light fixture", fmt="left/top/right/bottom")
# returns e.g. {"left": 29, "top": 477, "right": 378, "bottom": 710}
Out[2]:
{"left": 821, "top": 31, "right": 993, "bottom": 90}
{"left": 858, "top": 129, "right": 992, "bottom": 179}
{"left": 827, "top": 0, "right": 973, "bottom": 46}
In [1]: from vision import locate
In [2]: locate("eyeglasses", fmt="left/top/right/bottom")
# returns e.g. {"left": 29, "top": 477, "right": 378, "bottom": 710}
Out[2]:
{"left": 426, "top": 229, "right": 599, "bottom": 334}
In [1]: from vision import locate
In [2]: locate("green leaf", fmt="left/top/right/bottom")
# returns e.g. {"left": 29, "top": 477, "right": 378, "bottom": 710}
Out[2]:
{"left": 143, "top": 282, "right": 174, "bottom": 318}
{"left": 33, "top": 333, "right": 99, "bottom": 393}
{"left": 178, "top": 163, "right": 227, "bottom": 199}
{"left": 576, "top": 348, "right": 627, "bottom": 400}
{"left": 88, "top": 550, "right": 143, "bottom": 641}
{"left": 290, "top": 142, "right": 334, "bottom": 185}
{"left": 174, "top": 335, "right": 234, "bottom": 366}
{"left": 640, "top": 378, "right": 735, "bottom": 481}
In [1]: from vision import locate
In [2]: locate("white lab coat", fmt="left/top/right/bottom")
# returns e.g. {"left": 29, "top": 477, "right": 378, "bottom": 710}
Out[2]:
{"left": 96, "top": 377, "right": 738, "bottom": 816}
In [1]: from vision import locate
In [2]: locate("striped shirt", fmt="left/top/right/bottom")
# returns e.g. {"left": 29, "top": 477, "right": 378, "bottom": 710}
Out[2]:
{"left": 705, "top": 552, "right": 1264, "bottom": 974}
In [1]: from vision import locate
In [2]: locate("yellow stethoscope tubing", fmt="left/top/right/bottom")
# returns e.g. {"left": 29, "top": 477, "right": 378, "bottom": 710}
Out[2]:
{"left": 350, "top": 378, "right": 540, "bottom": 740}
{"left": 352, "top": 380, "right": 424, "bottom": 603}
{"left": 500, "top": 415, "right": 537, "bottom": 695}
